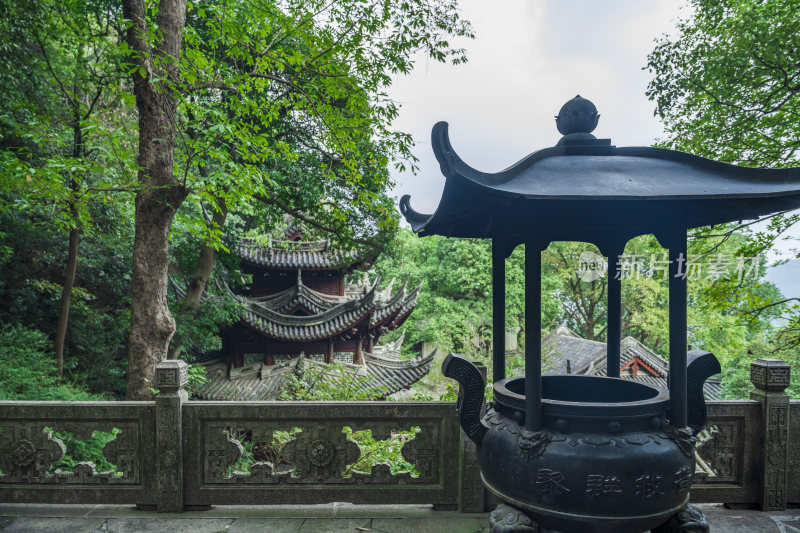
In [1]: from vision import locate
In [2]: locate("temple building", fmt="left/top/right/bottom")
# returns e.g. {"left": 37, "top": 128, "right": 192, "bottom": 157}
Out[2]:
{"left": 193, "top": 234, "right": 433, "bottom": 400}
{"left": 542, "top": 325, "right": 722, "bottom": 399}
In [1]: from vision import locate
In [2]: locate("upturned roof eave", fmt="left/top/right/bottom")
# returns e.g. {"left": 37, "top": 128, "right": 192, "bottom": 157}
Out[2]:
{"left": 401, "top": 121, "right": 800, "bottom": 239}
{"left": 243, "top": 308, "right": 374, "bottom": 342}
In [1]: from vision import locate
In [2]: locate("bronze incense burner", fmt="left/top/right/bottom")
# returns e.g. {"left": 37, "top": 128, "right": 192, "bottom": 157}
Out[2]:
{"left": 401, "top": 96, "right": 800, "bottom": 532}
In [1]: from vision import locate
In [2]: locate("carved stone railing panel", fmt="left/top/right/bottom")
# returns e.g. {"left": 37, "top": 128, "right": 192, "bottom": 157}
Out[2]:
{"left": 0, "top": 424, "right": 65, "bottom": 483}
{"left": 343, "top": 425, "right": 420, "bottom": 484}
{"left": 281, "top": 424, "right": 361, "bottom": 483}
{"left": 183, "top": 402, "right": 460, "bottom": 507}
{"left": 789, "top": 401, "right": 800, "bottom": 504}
{"left": 690, "top": 400, "right": 763, "bottom": 505}
{"left": 202, "top": 422, "right": 299, "bottom": 484}
{"left": 695, "top": 418, "right": 744, "bottom": 484}
{"left": 200, "top": 420, "right": 440, "bottom": 486}
{"left": 0, "top": 402, "right": 157, "bottom": 506}
{"left": 400, "top": 423, "right": 439, "bottom": 483}
{"left": 0, "top": 421, "right": 143, "bottom": 485}
{"left": 203, "top": 424, "right": 245, "bottom": 482}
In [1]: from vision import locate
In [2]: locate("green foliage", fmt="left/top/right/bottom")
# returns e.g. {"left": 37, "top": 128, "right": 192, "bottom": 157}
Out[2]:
{"left": 226, "top": 427, "right": 301, "bottom": 476}
{"left": 646, "top": 0, "right": 800, "bottom": 358}
{"left": 647, "top": 0, "right": 800, "bottom": 168}
{"left": 0, "top": 0, "right": 134, "bottom": 396}
{"left": 48, "top": 428, "right": 121, "bottom": 474}
{"left": 0, "top": 325, "right": 102, "bottom": 400}
{"left": 278, "top": 362, "right": 384, "bottom": 401}
{"left": 0, "top": 0, "right": 135, "bottom": 233}
{"left": 0, "top": 0, "right": 475, "bottom": 399}
{"left": 164, "top": 0, "right": 475, "bottom": 258}
{"left": 343, "top": 426, "right": 420, "bottom": 476}
{"left": 0, "top": 199, "right": 133, "bottom": 397}
{"left": 369, "top": 230, "right": 558, "bottom": 362}
{"left": 185, "top": 363, "right": 210, "bottom": 395}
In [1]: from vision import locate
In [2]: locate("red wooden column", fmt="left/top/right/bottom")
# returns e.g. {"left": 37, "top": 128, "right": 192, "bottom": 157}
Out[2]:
{"left": 355, "top": 338, "right": 364, "bottom": 365}
{"left": 325, "top": 339, "right": 334, "bottom": 363}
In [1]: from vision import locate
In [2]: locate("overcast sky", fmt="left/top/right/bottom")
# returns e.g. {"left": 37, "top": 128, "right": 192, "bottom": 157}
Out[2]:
{"left": 388, "top": 0, "right": 686, "bottom": 214}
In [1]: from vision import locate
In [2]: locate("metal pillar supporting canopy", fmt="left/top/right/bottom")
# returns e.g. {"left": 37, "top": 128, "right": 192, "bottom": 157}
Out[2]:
{"left": 405, "top": 95, "right": 800, "bottom": 533}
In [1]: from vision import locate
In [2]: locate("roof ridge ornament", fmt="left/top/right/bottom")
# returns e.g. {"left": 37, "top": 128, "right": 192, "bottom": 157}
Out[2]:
{"left": 554, "top": 95, "right": 611, "bottom": 147}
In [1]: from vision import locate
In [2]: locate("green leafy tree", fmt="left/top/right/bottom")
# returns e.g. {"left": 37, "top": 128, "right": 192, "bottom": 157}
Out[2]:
{"left": 647, "top": 0, "right": 800, "bottom": 167}
{"left": 373, "top": 228, "right": 782, "bottom": 397}
{"left": 279, "top": 362, "right": 384, "bottom": 401}
{"left": 645, "top": 0, "right": 800, "bottom": 393}
{"left": 0, "top": 188, "right": 135, "bottom": 397}
{"left": 0, "top": 0, "right": 134, "bottom": 378}
{"left": 120, "top": 0, "right": 473, "bottom": 399}
{"left": 0, "top": 325, "right": 102, "bottom": 400}
{"left": 369, "top": 230, "right": 562, "bottom": 387}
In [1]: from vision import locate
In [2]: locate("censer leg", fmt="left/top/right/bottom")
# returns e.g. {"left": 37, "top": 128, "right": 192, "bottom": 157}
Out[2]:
{"left": 651, "top": 503, "right": 709, "bottom": 533}
{"left": 489, "top": 503, "right": 546, "bottom": 533}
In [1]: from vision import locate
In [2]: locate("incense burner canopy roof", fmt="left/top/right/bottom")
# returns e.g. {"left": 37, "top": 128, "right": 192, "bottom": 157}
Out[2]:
{"left": 401, "top": 98, "right": 800, "bottom": 249}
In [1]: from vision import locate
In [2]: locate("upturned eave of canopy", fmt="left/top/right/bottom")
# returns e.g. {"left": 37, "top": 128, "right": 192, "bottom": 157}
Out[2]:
{"left": 400, "top": 121, "right": 800, "bottom": 249}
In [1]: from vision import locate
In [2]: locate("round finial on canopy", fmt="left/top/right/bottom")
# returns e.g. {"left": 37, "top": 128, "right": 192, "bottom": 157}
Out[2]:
{"left": 555, "top": 95, "right": 599, "bottom": 135}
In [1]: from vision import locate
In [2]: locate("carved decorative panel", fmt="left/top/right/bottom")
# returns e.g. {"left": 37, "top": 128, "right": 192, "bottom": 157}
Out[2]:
{"left": 0, "top": 424, "right": 64, "bottom": 483}
{"left": 401, "top": 423, "right": 439, "bottom": 483}
{"left": 281, "top": 424, "right": 360, "bottom": 484}
{"left": 0, "top": 422, "right": 139, "bottom": 484}
{"left": 764, "top": 403, "right": 789, "bottom": 509}
{"left": 695, "top": 419, "right": 744, "bottom": 484}
{"left": 203, "top": 424, "right": 245, "bottom": 482}
{"left": 200, "top": 420, "right": 441, "bottom": 486}
{"left": 790, "top": 403, "right": 800, "bottom": 504}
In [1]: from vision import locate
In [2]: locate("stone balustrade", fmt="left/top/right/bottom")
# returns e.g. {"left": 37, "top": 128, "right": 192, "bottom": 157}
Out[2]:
{"left": 0, "top": 358, "right": 796, "bottom": 512}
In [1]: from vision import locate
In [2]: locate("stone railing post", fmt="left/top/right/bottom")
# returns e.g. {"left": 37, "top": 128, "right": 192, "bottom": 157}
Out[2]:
{"left": 459, "top": 361, "right": 486, "bottom": 512}
{"left": 749, "top": 358, "right": 791, "bottom": 511}
{"left": 155, "top": 360, "right": 188, "bottom": 513}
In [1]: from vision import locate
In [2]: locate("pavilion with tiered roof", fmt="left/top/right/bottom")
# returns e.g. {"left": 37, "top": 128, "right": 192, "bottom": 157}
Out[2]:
{"left": 193, "top": 234, "right": 433, "bottom": 400}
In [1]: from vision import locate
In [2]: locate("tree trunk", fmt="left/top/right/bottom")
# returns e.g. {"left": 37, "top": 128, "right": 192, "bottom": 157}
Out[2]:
{"left": 123, "top": 0, "right": 188, "bottom": 400}
{"left": 182, "top": 199, "right": 228, "bottom": 313}
{"left": 54, "top": 213, "right": 79, "bottom": 379}
{"left": 168, "top": 198, "right": 227, "bottom": 359}
{"left": 54, "top": 100, "right": 84, "bottom": 379}
{"left": 126, "top": 193, "right": 186, "bottom": 399}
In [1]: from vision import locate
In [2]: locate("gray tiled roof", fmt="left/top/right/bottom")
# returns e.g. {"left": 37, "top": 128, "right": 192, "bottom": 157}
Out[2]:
{"left": 363, "top": 349, "right": 435, "bottom": 395}
{"left": 242, "top": 285, "right": 376, "bottom": 342}
{"left": 542, "top": 326, "right": 606, "bottom": 374}
{"left": 193, "top": 358, "right": 301, "bottom": 401}
{"left": 193, "top": 340, "right": 434, "bottom": 401}
{"left": 235, "top": 276, "right": 419, "bottom": 342}
{"left": 236, "top": 239, "right": 350, "bottom": 270}
{"left": 543, "top": 325, "right": 722, "bottom": 400}
{"left": 250, "top": 274, "right": 350, "bottom": 315}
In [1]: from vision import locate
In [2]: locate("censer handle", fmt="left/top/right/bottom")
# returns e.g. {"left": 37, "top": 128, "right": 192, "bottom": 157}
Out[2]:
{"left": 684, "top": 350, "right": 721, "bottom": 435}
{"left": 442, "top": 353, "right": 488, "bottom": 445}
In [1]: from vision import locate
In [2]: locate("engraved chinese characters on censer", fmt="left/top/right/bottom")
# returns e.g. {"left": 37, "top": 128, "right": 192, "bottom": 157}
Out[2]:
{"left": 396, "top": 93, "right": 800, "bottom": 532}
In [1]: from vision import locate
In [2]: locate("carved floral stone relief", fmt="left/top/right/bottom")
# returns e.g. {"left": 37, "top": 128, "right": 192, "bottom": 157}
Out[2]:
{"left": 200, "top": 420, "right": 441, "bottom": 486}
{"left": 0, "top": 422, "right": 137, "bottom": 484}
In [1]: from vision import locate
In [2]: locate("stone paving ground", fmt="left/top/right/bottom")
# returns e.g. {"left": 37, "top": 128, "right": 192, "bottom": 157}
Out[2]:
{"left": 0, "top": 502, "right": 797, "bottom": 532}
